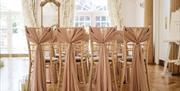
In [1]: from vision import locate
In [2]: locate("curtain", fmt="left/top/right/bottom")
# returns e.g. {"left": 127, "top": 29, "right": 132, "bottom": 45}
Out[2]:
{"left": 22, "top": 0, "right": 75, "bottom": 27}
{"left": 171, "top": 0, "right": 180, "bottom": 12}
{"left": 25, "top": 27, "right": 53, "bottom": 91}
{"left": 21, "top": 0, "right": 40, "bottom": 27}
{"left": 107, "top": 0, "right": 123, "bottom": 29}
{"left": 60, "top": 0, "right": 75, "bottom": 27}
{"left": 144, "top": 0, "right": 153, "bottom": 64}
{"left": 124, "top": 27, "right": 150, "bottom": 91}
{"left": 56, "top": 27, "right": 86, "bottom": 91}
{"left": 89, "top": 27, "right": 118, "bottom": 91}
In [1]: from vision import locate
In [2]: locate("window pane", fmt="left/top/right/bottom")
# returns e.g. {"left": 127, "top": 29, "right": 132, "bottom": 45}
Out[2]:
{"left": 96, "top": 16, "right": 100, "bottom": 21}
{"left": 85, "top": 16, "right": 90, "bottom": 21}
{"left": 75, "top": 22, "right": 79, "bottom": 26}
{"left": 85, "top": 22, "right": 90, "bottom": 26}
{"left": 96, "top": 22, "right": 100, "bottom": 27}
{"left": 75, "top": 0, "right": 109, "bottom": 27}
{"left": 75, "top": 16, "right": 79, "bottom": 21}
{"left": 80, "top": 16, "right": 84, "bottom": 21}
{"left": 101, "top": 16, "right": 106, "bottom": 21}
{"left": 0, "top": 0, "right": 27, "bottom": 54}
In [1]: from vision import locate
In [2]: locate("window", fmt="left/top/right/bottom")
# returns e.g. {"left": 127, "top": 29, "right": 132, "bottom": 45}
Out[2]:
{"left": 0, "top": 0, "right": 27, "bottom": 54}
{"left": 74, "top": 0, "right": 110, "bottom": 27}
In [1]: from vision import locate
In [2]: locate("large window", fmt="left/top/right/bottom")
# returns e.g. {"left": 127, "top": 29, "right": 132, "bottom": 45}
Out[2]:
{"left": 74, "top": 0, "right": 110, "bottom": 27}
{"left": 0, "top": 0, "right": 27, "bottom": 54}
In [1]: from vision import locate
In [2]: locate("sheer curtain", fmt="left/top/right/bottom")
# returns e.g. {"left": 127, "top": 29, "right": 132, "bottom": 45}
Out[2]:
{"left": 60, "top": 0, "right": 75, "bottom": 27}
{"left": 21, "top": 0, "right": 40, "bottom": 27}
{"left": 171, "top": 0, "right": 180, "bottom": 12}
{"left": 107, "top": 0, "right": 123, "bottom": 29}
{"left": 22, "top": 0, "right": 75, "bottom": 27}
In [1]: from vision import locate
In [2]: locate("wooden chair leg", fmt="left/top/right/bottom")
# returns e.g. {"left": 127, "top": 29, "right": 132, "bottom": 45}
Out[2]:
{"left": 80, "top": 42, "right": 86, "bottom": 84}
{"left": 112, "top": 59, "right": 118, "bottom": 91}
{"left": 80, "top": 60, "right": 86, "bottom": 83}
{"left": 27, "top": 62, "right": 32, "bottom": 91}
{"left": 120, "top": 41, "right": 127, "bottom": 91}
{"left": 86, "top": 59, "right": 94, "bottom": 91}
{"left": 56, "top": 48, "right": 62, "bottom": 91}
{"left": 120, "top": 61, "right": 127, "bottom": 91}
{"left": 144, "top": 60, "right": 150, "bottom": 91}
{"left": 162, "top": 42, "right": 171, "bottom": 76}
{"left": 56, "top": 62, "right": 62, "bottom": 91}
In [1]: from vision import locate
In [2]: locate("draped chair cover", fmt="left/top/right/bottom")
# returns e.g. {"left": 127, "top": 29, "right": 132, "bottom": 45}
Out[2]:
{"left": 124, "top": 27, "right": 150, "bottom": 91}
{"left": 56, "top": 27, "right": 86, "bottom": 91}
{"left": 114, "top": 31, "right": 124, "bottom": 75}
{"left": 89, "top": 27, "right": 117, "bottom": 91}
{"left": 116, "top": 31, "right": 124, "bottom": 43}
{"left": 50, "top": 29, "right": 58, "bottom": 84}
{"left": 25, "top": 27, "right": 53, "bottom": 91}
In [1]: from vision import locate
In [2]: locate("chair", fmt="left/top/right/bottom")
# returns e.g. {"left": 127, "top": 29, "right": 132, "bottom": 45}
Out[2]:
{"left": 162, "top": 41, "right": 180, "bottom": 76}
{"left": 87, "top": 27, "right": 118, "bottom": 91}
{"left": 56, "top": 27, "right": 87, "bottom": 91}
{"left": 25, "top": 27, "right": 57, "bottom": 91}
{"left": 122, "top": 27, "right": 150, "bottom": 91}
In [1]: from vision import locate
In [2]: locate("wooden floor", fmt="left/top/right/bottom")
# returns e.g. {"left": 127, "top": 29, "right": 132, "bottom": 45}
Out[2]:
{"left": 116, "top": 65, "right": 180, "bottom": 91}
{"left": 148, "top": 65, "right": 180, "bottom": 91}
{"left": 0, "top": 58, "right": 180, "bottom": 91}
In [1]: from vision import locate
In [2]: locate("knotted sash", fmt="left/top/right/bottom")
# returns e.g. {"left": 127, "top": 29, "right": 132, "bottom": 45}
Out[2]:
{"left": 89, "top": 27, "right": 117, "bottom": 91}
{"left": 56, "top": 27, "right": 86, "bottom": 91}
{"left": 124, "top": 27, "right": 150, "bottom": 91}
{"left": 25, "top": 27, "right": 53, "bottom": 91}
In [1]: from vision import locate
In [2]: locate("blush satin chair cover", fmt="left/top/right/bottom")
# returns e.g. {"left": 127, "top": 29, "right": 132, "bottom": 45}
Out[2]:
{"left": 89, "top": 27, "right": 118, "bottom": 91}
{"left": 56, "top": 27, "right": 86, "bottom": 91}
{"left": 25, "top": 27, "right": 53, "bottom": 91}
{"left": 124, "top": 27, "right": 150, "bottom": 91}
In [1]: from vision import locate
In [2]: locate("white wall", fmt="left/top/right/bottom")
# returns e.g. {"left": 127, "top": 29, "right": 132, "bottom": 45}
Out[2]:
{"left": 135, "top": 0, "right": 144, "bottom": 26}
{"left": 122, "top": 0, "right": 144, "bottom": 26}
{"left": 153, "top": 0, "right": 180, "bottom": 64}
{"left": 159, "top": 0, "right": 170, "bottom": 60}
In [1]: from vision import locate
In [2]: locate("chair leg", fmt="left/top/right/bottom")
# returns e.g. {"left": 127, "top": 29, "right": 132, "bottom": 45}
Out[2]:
{"left": 112, "top": 59, "right": 118, "bottom": 91}
{"left": 120, "top": 41, "right": 127, "bottom": 91}
{"left": 27, "top": 62, "right": 32, "bottom": 91}
{"left": 86, "top": 59, "right": 94, "bottom": 91}
{"left": 86, "top": 58, "right": 90, "bottom": 75}
{"left": 120, "top": 61, "right": 127, "bottom": 91}
{"left": 163, "top": 60, "right": 169, "bottom": 75}
{"left": 56, "top": 62, "right": 62, "bottom": 91}
{"left": 144, "top": 60, "right": 150, "bottom": 91}
{"left": 80, "top": 60, "right": 86, "bottom": 83}
{"left": 56, "top": 48, "right": 62, "bottom": 91}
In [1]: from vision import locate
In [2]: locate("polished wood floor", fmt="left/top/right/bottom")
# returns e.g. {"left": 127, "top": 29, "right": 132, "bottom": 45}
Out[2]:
{"left": 0, "top": 58, "right": 180, "bottom": 91}
{"left": 117, "top": 65, "right": 180, "bottom": 91}
{"left": 148, "top": 65, "right": 180, "bottom": 91}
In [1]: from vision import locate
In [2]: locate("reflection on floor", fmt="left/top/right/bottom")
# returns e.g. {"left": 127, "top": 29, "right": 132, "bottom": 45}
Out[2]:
{"left": 0, "top": 57, "right": 180, "bottom": 91}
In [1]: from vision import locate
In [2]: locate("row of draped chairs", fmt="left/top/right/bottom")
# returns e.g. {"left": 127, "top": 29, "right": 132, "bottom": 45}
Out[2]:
{"left": 25, "top": 26, "right": 151, "bottom": 91}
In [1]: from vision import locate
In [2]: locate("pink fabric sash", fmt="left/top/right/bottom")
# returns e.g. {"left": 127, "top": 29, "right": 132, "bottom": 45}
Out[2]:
{"left": 56, "top": 27, "right": 86, "bottom": 91}
{"left": 124, "top": 27, "right": 150, "bottom": 91}
{"left": 89, "top": 27, "right": 117, "bottom": 91}
{"left": 50, "top": 30, "right": 58, "bottom": 84}
{"left": 116, "top": 31, "right": 124, "bottom": 43}
{"left": 25, "top": 27, "right": 53, "bottom": 91}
